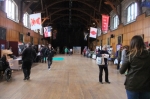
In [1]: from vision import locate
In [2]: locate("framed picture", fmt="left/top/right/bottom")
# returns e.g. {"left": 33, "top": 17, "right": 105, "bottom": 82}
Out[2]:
{"left": 107, "top": 37, "right": 111, "bottom": 45}
{"left": 100, "top": 40, "right": 103, "bottom": 47}
{"left": 30, "top": 36, "right": 33, "bottom": 44}
{"left": 19, "top": 33, "right": 23, "bottom": 42}
{"left": 118, "top": 34, "right": 123, "bottom": 44}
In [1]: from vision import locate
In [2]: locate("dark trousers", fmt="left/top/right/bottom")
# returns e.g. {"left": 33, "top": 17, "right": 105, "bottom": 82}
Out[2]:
{"left": 41, "top": 56, "right": 46, "bottom": 63}
{"left": 99, "top": 66, "right": 109, "bottom": 82}
{"left": 117, "top": 59, "right": 121, "bottom": 69}
{"left": 22, "top": 61, "right": 32, "bottom": 79}
{"left": 47, "top": 59, "right": 52, "bottom": 69}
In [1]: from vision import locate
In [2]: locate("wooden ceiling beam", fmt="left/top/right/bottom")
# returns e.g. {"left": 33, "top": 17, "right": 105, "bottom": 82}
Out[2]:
{"left": 42, "top": 8, "right": 101, "bottom": 27}
{"left": 34, "top": 0, "right": 108, "bottom": 14}
{"left": 23, "top": 1, "right": 34, "bottom": 14}
{"left": 104, "top": 0, "right": 118, "bottom": 15}
{"left": 51, "top": 15, "right": 89, "bottom": 23}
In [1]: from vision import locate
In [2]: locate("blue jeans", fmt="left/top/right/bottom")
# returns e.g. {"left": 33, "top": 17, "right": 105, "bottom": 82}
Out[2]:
{"left": 126, "top": 90, "right": 150, "bottom": 99}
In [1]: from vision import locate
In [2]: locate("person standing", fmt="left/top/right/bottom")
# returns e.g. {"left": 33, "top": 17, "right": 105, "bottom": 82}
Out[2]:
{"left": 97, "top": 45, "right": 110, "bottom": 84}
{"left": 64, "top": 47, "right": 68, "bottom": 55}
{"left": 22, "top": 43, "right": 36, "bottom": 80}
{"left": 45, "top": 44, "right": 54, "bottom": 70}
{"left": 120, "top": 35, "right": 150, "bottom": 99}
{"left": 117, "top": 47, "right": 122, "bottom": 69}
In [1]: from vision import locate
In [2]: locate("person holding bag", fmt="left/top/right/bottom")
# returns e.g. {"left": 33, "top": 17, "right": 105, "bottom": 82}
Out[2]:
{"left": 120, "top": 35, "right": 150, "bottom": 99}
{"left": 96, "top": 45, "right": 110, "bottom": 84}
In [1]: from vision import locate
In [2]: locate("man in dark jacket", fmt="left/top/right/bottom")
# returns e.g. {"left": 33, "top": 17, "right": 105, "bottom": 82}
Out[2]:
{"left": 22, "top": 43, "right": 36, "bottom": 80}
{"left": 45, "top": 44, "right": 54, "bottom": 70}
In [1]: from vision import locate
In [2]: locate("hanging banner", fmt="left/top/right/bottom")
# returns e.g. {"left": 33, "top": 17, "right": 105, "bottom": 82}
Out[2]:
{"left": 102, "top": 14, "right": 109, "bottom": 31}
{"left": 89, "top": 27, "right": 97, "bottom": 38}
{"left": 30, "top": 13, "right": 42, "bottom": 30}
{"left": 44, "top": 26, "right": 52, "bottom": 37}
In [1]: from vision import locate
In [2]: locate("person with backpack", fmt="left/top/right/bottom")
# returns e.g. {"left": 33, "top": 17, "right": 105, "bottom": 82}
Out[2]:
{"left": 45, "top": 44, "right": 54, "bottom": 70}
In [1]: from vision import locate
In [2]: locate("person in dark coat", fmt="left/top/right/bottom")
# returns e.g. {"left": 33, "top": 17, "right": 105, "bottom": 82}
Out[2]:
{"left": 22, "top": 43, "right": 36, "bottom": 80}
{"left": 45, "top": 44, "right": 54, "bottom": 70}
{"left": 96, "top": 45, "right": 110, "bottom": 84}
{"left": 120, "top": 35, "right": 150, "bottom": 99}
{"left": 40, "top": 46, "right": 47, "bottom": 63}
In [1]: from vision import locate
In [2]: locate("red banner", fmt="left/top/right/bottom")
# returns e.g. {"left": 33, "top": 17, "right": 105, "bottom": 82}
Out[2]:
{"left": 102, "top": 15, "right": 109, "bottom": 31}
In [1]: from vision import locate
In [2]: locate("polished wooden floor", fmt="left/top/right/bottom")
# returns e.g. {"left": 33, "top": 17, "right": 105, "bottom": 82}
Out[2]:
{"left": 0, "top": 55, "right": 127, "bottom": 99}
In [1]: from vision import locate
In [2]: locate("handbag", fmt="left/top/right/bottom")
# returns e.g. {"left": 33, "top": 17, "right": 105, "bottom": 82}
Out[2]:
{"left": 96, "top": 57, "right": 105, "bottom": 65}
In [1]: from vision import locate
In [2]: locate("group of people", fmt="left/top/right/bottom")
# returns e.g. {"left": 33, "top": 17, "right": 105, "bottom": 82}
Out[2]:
{"left": 64, "top": 47, "right": 73, "bottom": 55}
{"left": 22, "top": 43, "right": 54, "bottom": 80}
{"left": 96, "top": 35, "right": 150, "bottom": 99}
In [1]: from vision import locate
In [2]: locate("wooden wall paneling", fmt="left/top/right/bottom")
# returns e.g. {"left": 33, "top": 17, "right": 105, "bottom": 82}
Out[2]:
{"left": 127, "top": 32, "right": 132, "bottom": 40}
{"left": 130, "top": 23, "right": 134, "bottom": 32}
{"left": 138, "top": 29, "right": 143, "bottom": 35}
{"left": 144, "top": 17, "right": 149, "bottom": 28}
{"left": 138, "top": 20, "right": 144, "bottom": 30}
{"left": 144, "top": 37, "right": 149, "bottom": 42}
{"left": 149, "top": 37, "right": 150, "bottom": 42}
{"left": 148, "top": 28, "right": 150, "bottom": 37}
{"left": 127, "top": 24, "right": 130, "bottom": 33}
{"left": 147, "top": 17, "right": 150, "bottom": 28}
{"left": 124, "top": 26, "right": 127, "bottom": 34}
{"left": 33, "top": 37, "right": 35, "bottom": 44}
{"left": 137, "top": 14, "right": 144, "bottom": 21}
{"left": 118, "top": 29, "right": 123, "bottom": 35}
{"left": 143, "top": 28, "right": 149, "bottom": 37}
{"left": 123, "top": 33, "right": 127, "bottom": 41}
{"left": 0, "top": 10, "right": 41, "bottom": 44}
{"left": 34, "top": 38, "right": 38, "bottom": 45}
{"left": 94, "top": 14, "right": 150, "bottom": 52}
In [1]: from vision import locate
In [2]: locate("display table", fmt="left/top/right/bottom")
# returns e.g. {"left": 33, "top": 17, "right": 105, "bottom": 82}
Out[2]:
{"left": 8, "top": 57, "right": 22, "bottom": 70}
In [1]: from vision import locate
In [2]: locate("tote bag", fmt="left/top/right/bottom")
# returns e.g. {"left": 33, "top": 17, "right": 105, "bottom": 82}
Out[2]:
{"left": 96, "top": 57, "right": 105, "bottom": 65}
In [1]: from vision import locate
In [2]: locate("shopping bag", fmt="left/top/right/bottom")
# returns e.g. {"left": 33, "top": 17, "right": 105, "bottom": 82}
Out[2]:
{"left": 103, "top": 54, "right": 109, "bottom": 58}
{"left": 96, "top": 57, "right": 105, "bottom": 65}
{"left": 114, "top": 59, "right": 118, "bottom": 65}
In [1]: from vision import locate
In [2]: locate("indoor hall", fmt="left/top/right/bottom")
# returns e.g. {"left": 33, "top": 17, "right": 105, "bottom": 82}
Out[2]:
{"left": 0, "top": 55, "right": 126, "bottom": 99}
{"left": 1, "top": 0, "right": 150, "bottom": 99}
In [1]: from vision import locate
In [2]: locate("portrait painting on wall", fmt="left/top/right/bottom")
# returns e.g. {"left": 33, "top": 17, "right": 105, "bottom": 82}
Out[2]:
{"left": 118, "top": 34, "right": 123, "bottom": 44}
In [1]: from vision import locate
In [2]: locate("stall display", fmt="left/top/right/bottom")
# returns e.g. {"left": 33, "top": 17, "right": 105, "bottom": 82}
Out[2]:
{"left": 8, "top": 57, "right": 22, "bottom": 70}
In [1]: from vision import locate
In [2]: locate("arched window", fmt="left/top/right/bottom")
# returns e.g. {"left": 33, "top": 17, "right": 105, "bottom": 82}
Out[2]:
{"left": 127, "top": 2, "right": 137, "bottom": 23}
{"left": 6, "top": 0, "right": 18, "bottom": 22}
{"left": 23, "top": 12, "right": 30, "bottom": 28}
{"left": 113, "top": 15, "right": 119, "bottom": 29}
